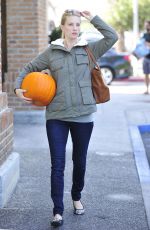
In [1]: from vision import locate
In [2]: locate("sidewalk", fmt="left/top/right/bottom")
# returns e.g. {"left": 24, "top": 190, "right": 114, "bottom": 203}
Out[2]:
{"left": 0, "top": 80, "right": 150, "bottom": 230}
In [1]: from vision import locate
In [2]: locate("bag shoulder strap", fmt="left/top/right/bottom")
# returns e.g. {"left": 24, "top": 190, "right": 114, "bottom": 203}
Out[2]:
{"left": 84, "top": 46, "right": 100, "bottom": 70}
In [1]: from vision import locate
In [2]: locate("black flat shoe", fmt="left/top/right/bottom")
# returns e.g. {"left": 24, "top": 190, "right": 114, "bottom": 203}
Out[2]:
{"left": 73, "top": 200, "right": 85, "bottom": 215}
{"left": 51, "top": 214, "right": 63, "bottom": 227}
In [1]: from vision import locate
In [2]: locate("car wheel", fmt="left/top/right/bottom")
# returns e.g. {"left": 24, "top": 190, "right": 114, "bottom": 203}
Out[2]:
{"left": 101, "top": 67, "right": 114, "bottom": 85}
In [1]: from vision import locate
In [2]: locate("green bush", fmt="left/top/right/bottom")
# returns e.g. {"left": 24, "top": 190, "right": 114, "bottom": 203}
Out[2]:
{"left": 50, "top": 27, "right": 62, "bottom": 42}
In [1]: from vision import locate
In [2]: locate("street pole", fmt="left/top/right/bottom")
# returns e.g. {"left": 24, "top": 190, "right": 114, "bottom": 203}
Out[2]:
{"left": 132, "top": 0, "right": 140, "bottom": 77}
{"left": 133, "top": 0, "right": 139, "bottom": 42}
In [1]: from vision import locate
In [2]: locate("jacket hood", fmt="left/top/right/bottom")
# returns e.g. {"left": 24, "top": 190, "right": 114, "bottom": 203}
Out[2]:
{"left": 51, "top": 37, "right": 88, "bottom": 47}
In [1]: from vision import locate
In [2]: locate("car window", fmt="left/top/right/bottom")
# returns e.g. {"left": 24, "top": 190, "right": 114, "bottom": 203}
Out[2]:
{"left": 102, "top": 48, "right": 116, "bottom": 57}
{"left": 80, "top": 31, "right": 103, "bottom": 42}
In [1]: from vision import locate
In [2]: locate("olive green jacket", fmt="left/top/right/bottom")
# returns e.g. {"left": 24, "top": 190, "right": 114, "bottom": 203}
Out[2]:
{"left": 15, "top": 16, "right": 118, "bottom": 120}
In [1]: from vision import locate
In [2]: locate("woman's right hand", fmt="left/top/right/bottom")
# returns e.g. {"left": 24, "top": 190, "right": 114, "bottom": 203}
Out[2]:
{"left": 15, "top": 89, "right": 33, "bottom": 103}
{"left": 80, "top": 11, "right": 94, "bottom": 21}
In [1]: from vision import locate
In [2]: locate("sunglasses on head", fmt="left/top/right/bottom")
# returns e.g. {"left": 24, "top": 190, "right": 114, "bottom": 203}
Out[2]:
{"left": 64, "top": 9, "right": 81, "bottom": 17}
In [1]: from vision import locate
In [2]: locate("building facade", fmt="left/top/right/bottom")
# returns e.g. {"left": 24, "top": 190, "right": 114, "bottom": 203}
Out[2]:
{"left": 0, "top": 0, "right": 50, "bottom": 207}
{"left": 3, "top": 0, "right": 49, "bottom": 110}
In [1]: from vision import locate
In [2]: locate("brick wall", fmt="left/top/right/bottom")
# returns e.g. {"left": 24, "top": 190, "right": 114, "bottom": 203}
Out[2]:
{"left": 0, "top": 0, "right": 2, "bottom": 93}
{"left": 37, "top": 0, "right": 48, "bottom": 53}
{"left": 0, "top": 0, "right": 14, "bottom": 166}
{"left": 3, "top": 0, "right": 48, "bottom": 110}
{"left": 0, "top": 97, "right": 13, "bottom": 165}
{"left": 0, "top": 0, "right": 1, "bottom": 92}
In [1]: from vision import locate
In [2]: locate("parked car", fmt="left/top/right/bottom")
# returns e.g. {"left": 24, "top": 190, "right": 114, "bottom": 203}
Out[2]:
{"left": 98, "top": 48, "right": 133, "bottom": 85}
{"left": 80, "top": 31, "right": 133, "bottom": 84}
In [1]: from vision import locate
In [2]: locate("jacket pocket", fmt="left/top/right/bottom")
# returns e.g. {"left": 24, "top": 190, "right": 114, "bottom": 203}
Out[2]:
{"left": 79, "top": 81, "right": 96, "bottom": 105}
{"left": 76, "top": 54, "right": 89, "bottom": 65}
{"left": 48, "top": 90, "right": 66, "bottom": 111}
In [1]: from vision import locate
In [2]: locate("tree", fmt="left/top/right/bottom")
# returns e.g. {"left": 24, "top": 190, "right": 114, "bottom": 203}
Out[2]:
{"left": 108, "top": 0, "right": 133, "bottom": 31}
{"left": 107, "top": 0, "right": 150, "bottom": 51}
{"left": 138, "top": 0, "right": 150, "bottom": 29}
{"left": 49, "top": 27, "right": 62, "bottom": 43}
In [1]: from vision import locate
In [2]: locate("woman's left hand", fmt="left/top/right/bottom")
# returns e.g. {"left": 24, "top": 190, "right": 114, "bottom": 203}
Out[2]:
{"left": 41, "top": 69, "right": 51, "bottom": 75}
{"left": 80, "top": 11, "right": 94, "bottom": 21}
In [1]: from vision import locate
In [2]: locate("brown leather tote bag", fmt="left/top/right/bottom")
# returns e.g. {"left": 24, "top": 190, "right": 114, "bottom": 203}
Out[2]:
{"left": 84, "top": 46, "right": 110, "bottom": 104}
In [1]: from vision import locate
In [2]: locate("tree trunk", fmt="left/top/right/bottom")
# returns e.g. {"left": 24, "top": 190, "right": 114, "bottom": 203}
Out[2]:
{"left": 116, "top": 31, "right": 126, "bottom": 52}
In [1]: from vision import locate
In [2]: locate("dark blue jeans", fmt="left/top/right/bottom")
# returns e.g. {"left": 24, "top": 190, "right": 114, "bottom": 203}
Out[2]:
{"left": 46, "top": 119, "right": 93, "bottom": 216}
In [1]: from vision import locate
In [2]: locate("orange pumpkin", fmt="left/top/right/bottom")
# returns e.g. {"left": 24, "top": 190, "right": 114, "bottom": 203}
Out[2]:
{"left": 21, "top": 72, "right": 56, "bottom": 106}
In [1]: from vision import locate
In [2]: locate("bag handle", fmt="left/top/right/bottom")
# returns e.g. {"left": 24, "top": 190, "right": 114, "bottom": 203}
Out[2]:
{"left": 84, "top": 46, "right": 100, "bottom": 71}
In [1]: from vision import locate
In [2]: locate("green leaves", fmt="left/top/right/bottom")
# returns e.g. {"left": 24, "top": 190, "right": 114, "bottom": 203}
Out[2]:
{"left": 108, "top": 0, "right": 150, "bottom": 32}
{"left": 50, "top": 27, "right": 62, "bottom": 42}
{"left": 138, "top": 0, "right": 150, "bottom": 29}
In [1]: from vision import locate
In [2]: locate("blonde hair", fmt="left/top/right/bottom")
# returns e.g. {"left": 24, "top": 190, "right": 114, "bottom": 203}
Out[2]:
{"left": 60, "top": 10, "right": 81, "bottom": 38}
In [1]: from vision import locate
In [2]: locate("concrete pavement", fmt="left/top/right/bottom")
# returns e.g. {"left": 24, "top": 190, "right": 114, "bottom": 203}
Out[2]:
{"left": 0, "top": 79, "right": 150, "bottom": 230}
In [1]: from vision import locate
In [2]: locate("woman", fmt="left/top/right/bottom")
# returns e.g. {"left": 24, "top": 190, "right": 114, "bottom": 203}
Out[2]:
{"left": 143, "top": 20, "right": 150, "bottom": 94}
{"left": 14, "top": 10, "right": 118, "bottom": 227}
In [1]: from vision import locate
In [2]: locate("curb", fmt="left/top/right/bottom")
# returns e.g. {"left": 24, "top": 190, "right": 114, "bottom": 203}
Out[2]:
{"left": 139, "top": 125, "right": 150, "bottom": 133}
{"left": 0, "top": 152, "right": 20, "bottom": 208}
{"left": 115, "top": 77, "right": 144, "bottom": 82}
{"left": 129, "top": 125, "right": 150, "bottom": 229}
